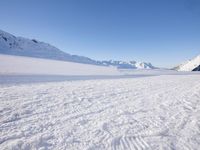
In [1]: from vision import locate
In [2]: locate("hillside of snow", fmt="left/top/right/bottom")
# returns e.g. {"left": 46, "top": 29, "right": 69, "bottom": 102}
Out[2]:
{"left": 0, "top": 29, "right": 156, "bottom": 69}
{"left": 174, "top": 55, "right": 200, "bottom": 71}
{"left": 0, "top": 29, "right": 102, "bottom": 65}
{"left": 0, "top": 54, "right": 120, "bottom": 76}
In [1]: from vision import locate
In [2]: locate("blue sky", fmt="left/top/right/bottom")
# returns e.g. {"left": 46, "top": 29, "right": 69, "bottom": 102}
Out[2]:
{"left": 0, "top": 0, "right": 200, "bottom": 67}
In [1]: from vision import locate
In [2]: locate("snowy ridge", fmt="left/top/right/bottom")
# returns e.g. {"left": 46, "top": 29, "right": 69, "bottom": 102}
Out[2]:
{"left": 192, "top": 65, "right": 200, "bottom": 71}
{"left": 0, "top": 29, "right": 156, "bottom": 69}
{"left": 174, "top": 55, "right": 200, "bottom": 71}
{"left": 0, "top": 29, "right": 102, "bottom": 65}
{"left": 102, "top": 60, "right": 156, "bottom": 69}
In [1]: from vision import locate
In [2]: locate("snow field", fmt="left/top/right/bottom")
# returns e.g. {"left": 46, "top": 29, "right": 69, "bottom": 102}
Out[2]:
{"left": 1, "top": 75, "right": 200, "bottom": 149}
{"left": 0, "top": 54, "right": 120, "bottom": 76}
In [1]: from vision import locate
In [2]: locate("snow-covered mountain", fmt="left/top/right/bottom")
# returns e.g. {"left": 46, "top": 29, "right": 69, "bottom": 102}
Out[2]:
{"left": 102, "top": 60, "right": 156, "bottom": 69}
{"left": 0, "top": 29, "right": 156, "bottom": 69}
{"left": 174, "top": 55, "right": 200, "bottom": 71}
{"left": 192, "top": 65, "right": 200, "bottom": 71}
{"left": 0, "top": 29, "right": 101, "bottom": 65}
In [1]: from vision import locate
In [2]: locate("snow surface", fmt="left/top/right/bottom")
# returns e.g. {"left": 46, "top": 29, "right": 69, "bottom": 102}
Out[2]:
{"left": 0, "top": 54, "right": 120, "bottom": 76}
{"left": 1, "top": 48, "right": 200, "bottom": 149}
{"left": 1, "top": 74, "right": 200, "bottom": 150}
{"left": 175, "top": 55, "right": 200, "bottom": 71}
{"left": 1, "top": 54, "right": 191, "bottom": 77}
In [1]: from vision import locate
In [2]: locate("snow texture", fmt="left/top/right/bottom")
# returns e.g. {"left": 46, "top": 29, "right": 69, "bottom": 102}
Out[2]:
{"left": 0, "top": 75, "right": 200, "bottom": 150}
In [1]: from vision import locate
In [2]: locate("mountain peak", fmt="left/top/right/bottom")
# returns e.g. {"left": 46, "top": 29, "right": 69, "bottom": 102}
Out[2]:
{"left": 174, "top": 54, "right": 200, "bottom": 71}
{"left": 0, "top": 29, "right": 156, "bottom": 69}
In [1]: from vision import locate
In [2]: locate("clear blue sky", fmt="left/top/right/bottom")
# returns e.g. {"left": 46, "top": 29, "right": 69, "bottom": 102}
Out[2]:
{"left": 0, "top": 0, "right": 200, "bottom": 67}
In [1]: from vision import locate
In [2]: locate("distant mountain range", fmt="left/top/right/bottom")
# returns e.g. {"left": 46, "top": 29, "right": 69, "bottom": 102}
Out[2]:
{"left": 174, "top": 55, "right": 200, "bottom": 71}
{"left": 101, "top": 60, "right": 156, "bottom": 69}
{"left": 0, "top": 29, "right": 156, "bottom": 69}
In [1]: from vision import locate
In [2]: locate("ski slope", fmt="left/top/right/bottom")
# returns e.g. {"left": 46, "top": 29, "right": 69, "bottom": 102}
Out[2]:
{"left": 1, "top": 74, "right": 200, "bottom": 150}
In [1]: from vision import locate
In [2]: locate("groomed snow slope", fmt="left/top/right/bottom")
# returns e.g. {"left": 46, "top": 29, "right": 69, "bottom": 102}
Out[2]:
{"left": 1, "top": 75, "right": 200, "bottom": 150}
{"left": 0, "top": 54, "right": 120, "bottom": 75}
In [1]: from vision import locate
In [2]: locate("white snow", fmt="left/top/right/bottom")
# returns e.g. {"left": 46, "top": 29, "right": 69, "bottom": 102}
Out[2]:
{"left": 1, "top": 74, "right": 200, "bottom": 150}
{"left": 175, "top": 55, "right": 200, "bottom": 71}
{"left": 0, "top": 52, "right": 200, "bottom": 149}
{"left": 0, "top": 54, "right": 120, "bottom": 76}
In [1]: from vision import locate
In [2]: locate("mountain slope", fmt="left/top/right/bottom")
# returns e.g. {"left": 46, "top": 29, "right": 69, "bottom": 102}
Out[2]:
{"left": 0, "top": 29, "right": 101, "bottom": 65}
{"left": 192, "top": 65, "right": 200, "bottom": 71}
{"left": 0, "top": 29, "right": 156, "bottom": 69}
{"left": 174, "top": 55, "right": 200, "bottom": 71}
